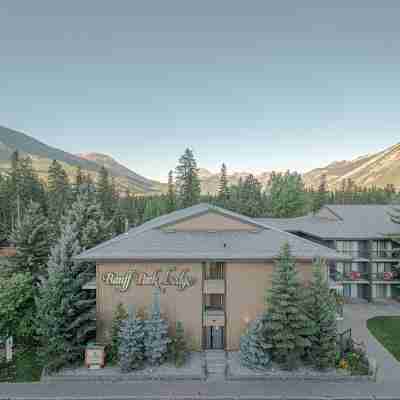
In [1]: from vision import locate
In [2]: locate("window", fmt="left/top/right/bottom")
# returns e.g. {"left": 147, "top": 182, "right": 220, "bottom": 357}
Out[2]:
{"left": 204, "top": 262, "right": 225, "bottom": 280}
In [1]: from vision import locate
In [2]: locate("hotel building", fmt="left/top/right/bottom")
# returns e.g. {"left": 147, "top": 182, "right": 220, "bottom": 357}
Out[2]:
{"left": 77, "top": 203, "right": 347, "bottom": 351}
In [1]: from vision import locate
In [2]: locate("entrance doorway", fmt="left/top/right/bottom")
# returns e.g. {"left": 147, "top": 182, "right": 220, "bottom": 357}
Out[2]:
{"left": 204, "top": 326, "right": 224, "bottom": 349}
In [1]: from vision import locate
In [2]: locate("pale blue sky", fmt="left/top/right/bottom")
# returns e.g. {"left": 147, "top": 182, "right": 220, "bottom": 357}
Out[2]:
{"left": 1, "top": 1, "right": 399, "bottom": 181}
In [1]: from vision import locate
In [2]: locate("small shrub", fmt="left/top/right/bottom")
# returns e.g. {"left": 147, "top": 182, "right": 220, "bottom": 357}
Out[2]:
{"left": 118, "top": 312, "right": 145, "bottom": 372}
{"left": 144, "top": 288, "right": 170, "bottom": 366}
{"left": 240, "top": 314, "right": 272, "bottom": 370}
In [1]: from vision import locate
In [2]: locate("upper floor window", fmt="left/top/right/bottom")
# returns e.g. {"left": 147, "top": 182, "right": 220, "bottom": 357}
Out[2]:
{"left": 204, "top": 262, "right": 225, "bottom": 280}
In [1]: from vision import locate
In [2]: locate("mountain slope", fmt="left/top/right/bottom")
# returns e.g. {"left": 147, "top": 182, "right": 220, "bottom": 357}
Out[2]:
{"left": 199, "top": 169, "right": 272, "bottom": 194}
{"left": 303, "top": 143, "right": 400, "bottom": 189}
{"left": 0, "top": 126, "right": 165, "bottom": 194}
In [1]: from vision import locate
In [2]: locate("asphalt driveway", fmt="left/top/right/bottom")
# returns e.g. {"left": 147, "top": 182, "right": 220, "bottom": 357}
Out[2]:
{"left": 338, "top": 301, "right": 400, "bottom": 382}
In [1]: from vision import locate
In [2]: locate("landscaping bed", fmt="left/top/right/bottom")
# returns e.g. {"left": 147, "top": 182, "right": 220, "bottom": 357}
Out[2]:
{"left": 42, "top": 351, "right": 205, "bottom": 382}
{"left": 226, "top": 352, "right": 373, "bottom": 381}
{"left": 367, "top": 316, "right": 400, "bottom": 361}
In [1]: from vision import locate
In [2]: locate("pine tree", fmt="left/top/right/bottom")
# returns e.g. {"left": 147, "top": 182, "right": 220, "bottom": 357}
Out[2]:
{"left": 9, "top": 201, "right": 52, "bottom": 287}
{"left": 47, "top": 160, "right": 71, "bottom": 224}
{"left": 303, "top": 259, "right": 337, "bottom": 370}
{"left": 36, "top": 221, "right": 96, "bottom": 372}
{"left": 62, "top": 187, "right": 113, "bottom": 258}
{"left": 109, "top": 303, "right": 129, "bottom": 363}
{"left": 166, "top": 170, "right": 176, "bottom": 212}
{"left": 175, "top": 148, "right": 201, "bottom": 208}
{"left": 96, "top": 166, "right": 115, "bottom": 220}
{"left": 217, "top": 163, "right": 230, "bottom": 206}
{"left": 312, "top": 174, "right": 327, "bottom": 213}
{"left": 266, "top": 242, "right": 311, "bottom": 369}
{"left": 144, "top": 288, "right": 170, "bottom": 366}
{"left": 118, "top": 308, "right": 145, "bottom": 372}
{"left": 240, "top": 313, "right": 272, "bottom": 369}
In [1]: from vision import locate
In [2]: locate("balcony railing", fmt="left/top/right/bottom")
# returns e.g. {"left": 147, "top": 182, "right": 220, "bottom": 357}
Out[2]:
{"left": 336, "top": 249, "right": 400, "bottom": 260}
{"left": 330, "top": 270, "right": 399, "bottom": 282}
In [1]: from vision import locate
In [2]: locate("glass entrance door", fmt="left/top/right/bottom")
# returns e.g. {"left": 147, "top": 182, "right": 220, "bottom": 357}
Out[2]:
{"left": 205, "top": 326, "right": 224, "bottom": 349}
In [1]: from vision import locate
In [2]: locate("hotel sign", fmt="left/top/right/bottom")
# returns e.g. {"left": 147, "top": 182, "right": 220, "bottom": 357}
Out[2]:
{"left": 101, "top": 268, "right": 195, "bottom": 292}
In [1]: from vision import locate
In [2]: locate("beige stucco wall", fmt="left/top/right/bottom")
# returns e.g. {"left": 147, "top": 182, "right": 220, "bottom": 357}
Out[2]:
{"left": 164, "top": 212, "right": 258, "bottom": 231}
{"left": 96, "top": 259, "right": 314, "bottom": 352}
{"left": 225, "top": 261, "right": 313, "bottom": 350}
{"left": 96, "top": 262, "right": 203, "bottom": 350}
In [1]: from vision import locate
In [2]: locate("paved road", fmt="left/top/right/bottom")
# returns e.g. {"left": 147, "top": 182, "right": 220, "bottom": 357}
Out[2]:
{"left": 1, "top": 380, "right": 400, "bottom": 399}
{"left": 338, "top": 301, "right": 400, "bottom": 382}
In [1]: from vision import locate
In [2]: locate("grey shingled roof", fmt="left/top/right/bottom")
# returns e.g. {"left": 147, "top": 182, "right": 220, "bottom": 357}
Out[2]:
{"left": 76, "top": 203, "right": 349, "bottom": 261}
{"left": 256, "top": 205, "right": 400, "bottom": 240}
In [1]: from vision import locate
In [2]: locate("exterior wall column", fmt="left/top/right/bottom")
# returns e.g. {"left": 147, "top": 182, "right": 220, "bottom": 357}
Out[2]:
{"left": 351, "top": 284, "right": 358, "bottom": 298}
{"left": 387, "top": 285, "right": 392, "bottom": 298}
{"left": 371, "top": 283, "right": 377, "bottom": 300}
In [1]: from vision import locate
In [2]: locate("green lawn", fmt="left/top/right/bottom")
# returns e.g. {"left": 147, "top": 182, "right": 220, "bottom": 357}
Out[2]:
{"left": 367, "top": 316, "right": 400, "bottom": 361}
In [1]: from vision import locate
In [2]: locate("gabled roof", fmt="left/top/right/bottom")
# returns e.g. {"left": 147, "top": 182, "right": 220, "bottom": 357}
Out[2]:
{"left": 76, "top": 203, "right": 349, "bottom": 262}
{"left": 256, "top": 204, "right": 400, "bottom": 240}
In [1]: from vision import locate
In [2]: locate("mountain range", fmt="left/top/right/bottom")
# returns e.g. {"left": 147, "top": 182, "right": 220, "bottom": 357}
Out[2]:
{"left": 0, "top": 125, "right": 399, "bottom": 194}
{"left": 199, "top": 142, "right": 400, "bottom": 193}
{"left": 0, "top": 126, "right": 165, "bottom": 194}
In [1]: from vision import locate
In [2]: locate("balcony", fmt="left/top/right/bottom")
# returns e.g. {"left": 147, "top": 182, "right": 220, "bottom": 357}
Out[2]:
{"left": 336, "top": 249, "right": 400, "bottom": 260}
{"left": 330, "top": 270, "right": 400, "bottom": 282}
{"left": 203, "top": 279, "right": 225, "bottom": 294}
{"left": 203, "top": 307, "right": 225, "bottom": 327}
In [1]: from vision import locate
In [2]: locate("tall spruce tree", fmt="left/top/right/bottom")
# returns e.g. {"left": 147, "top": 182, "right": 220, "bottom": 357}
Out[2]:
{"left": 175, "top": 148, "right": 201, "bottom": 208}
{"left": 62, "top": 187, "right": 113, "bottom": 262}
{"left": 36, "top": 221, "right": 96, "bottom": 372}
{"left": 312, "top": 174, "right": 328, "bottom": 213}
{"left": 47, "top": 160, "right": 71, "bottom": 224}
{"left": 166, "top": 170, "right": 177, "bottom": 212}
{"left": 267, "top": 242, "right": 311, "bottom": 369}
{"left": 303, "top": 259, "right": 337, "bottom": 370}
{"left": 9, "top": 201, "right": 51, "bottom": 287}
{"left": 217, "top": 163, "right": 230, "bottom": 206}
{"left": 96, "top": 166, "right": 115, "bottom": 220}
{"left": 144, "top": 288, "right": 170, "bottom": 365}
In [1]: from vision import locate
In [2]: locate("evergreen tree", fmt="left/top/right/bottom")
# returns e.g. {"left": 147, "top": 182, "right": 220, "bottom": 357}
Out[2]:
{"left": 9, "top": 202, "right": 51, "bottom": 287}
{"left": 175, "top": 148, "right": 201, "bottom": 208}
{"left": 240, "top": 313, "right": 272, "bottom": 369}
{"left": 144, "top": 288, "right": 170, "bottom": 365}
{"left": 47, "top": 160, "right": 71, "bottom": 223}
{"left": 268, "top": 171, "right": 306, "bottom": 217}
{"left": 217, "top": 163, "right": 230, "bottom": 206}
{"left": 36, "top": 221, "right": 96, "bottom": 372}
{"left": 118, "top": 308, "right": 145, "bottom": 372}
{"left": 96, "top": 166, "right": 115, "bottom": 220}
{"left": 266, "top": 242, "right": 311, "bottom": 369}
{"left": 109, "top": 303, "right": 129, "bottom": 363}
{"left": 166, "top": 170, "right": 176, "bottom": 212}
{"left": 62, "top": 187, "right": 113, "bottom": 258}
{"left": 312, "top": 174, "right": 328, "bottom": 213}
{"left": 303, "top": 259, "right": 337, "bottom": 370}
